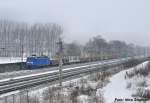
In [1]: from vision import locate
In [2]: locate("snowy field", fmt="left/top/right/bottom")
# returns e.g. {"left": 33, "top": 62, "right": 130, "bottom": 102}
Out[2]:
{"left": 103, "top": 70, "right": 132, "bottom": 103}
{"left": 103, "top": 61, "right": 150, "bottom": 103}
{"left": 0, "top": 57, "right": 26, "bottom": 64}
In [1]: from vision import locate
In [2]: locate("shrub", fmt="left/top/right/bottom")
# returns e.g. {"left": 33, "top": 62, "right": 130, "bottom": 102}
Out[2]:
{"left": 133, "top": 88, "right": 150, "bottom": 99}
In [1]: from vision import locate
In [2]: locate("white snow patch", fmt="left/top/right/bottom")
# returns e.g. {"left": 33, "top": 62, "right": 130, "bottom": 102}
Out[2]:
{"left": 87, "top": 81, "right": 98, "bottom": 90}
{"left": 103, "top": 70, "right": 132, "bottom": 103}
{"left": 102, "top": 61, "right": 150, "bottom": 103}
{"left": 0, "top": 90, "right": 20, "bottom": 98}
{"left": 0, "top": 57, "right": 26, "bottom": 64}
{"left": 77, "top": 95, "right": 90, "bottom": 103}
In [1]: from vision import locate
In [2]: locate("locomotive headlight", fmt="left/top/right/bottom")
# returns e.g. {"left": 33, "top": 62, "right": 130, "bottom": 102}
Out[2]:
{"left": 27, "top": 62, "right": 33, "bottom": 64}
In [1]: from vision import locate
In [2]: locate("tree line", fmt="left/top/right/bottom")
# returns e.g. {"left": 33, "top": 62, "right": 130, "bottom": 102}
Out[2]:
{"left": 65, "top": 35, "right": 150, "bottom": 59}
{"left": 0, "top": 20, "right": 63, "bottom": 57}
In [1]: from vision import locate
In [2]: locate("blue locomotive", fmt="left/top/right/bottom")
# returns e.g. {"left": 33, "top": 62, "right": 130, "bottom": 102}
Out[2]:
{"left": 26, "top": 55, "right": 51, "bottom": 68}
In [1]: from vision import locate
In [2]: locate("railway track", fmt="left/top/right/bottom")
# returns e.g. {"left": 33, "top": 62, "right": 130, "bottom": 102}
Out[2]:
{"left": 0, "top": 56, "right": 147, "bottom": 95}
{"left": 0, "top": 59, "right": 117, "bottom": 80}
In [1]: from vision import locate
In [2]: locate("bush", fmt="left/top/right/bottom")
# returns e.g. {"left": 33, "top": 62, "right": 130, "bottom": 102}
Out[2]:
{"left": 88, "top": 71, "right": 111, "bottom": 82}
{"left": 126, "top": 75, "right": 147, "bottom": 89}
{"left": 96, "top": 89, "right": 105, "bottom": 103}
{"left": 28, "top": 96, "right": 40, "bottom": 103}
{"left": 133, "top": 88, "right": 150, "bottom": 99}
{"left": 125, "top": 61, "right": 150, "bottom": 78}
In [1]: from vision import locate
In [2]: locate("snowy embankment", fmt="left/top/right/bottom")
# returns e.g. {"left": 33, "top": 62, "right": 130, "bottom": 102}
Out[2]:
{"left": 103, "top": 61, "right": 150, "bottom": 103}
{"left": 0, "top": 57, "right": 26, "bottom": 64}
{"left": 103, "top": 70, "right": 132, "bottom": 103}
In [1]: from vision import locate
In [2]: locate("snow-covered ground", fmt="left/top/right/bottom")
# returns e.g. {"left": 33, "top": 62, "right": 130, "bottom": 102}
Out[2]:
{"left": 103, "top": 61, "right": 150, "bottom": 103}
{"left": 0, "top": 57, "right": 26, "bottom": 64}
{"left": 103, "top": 71, "right": 132, "bottom": 103}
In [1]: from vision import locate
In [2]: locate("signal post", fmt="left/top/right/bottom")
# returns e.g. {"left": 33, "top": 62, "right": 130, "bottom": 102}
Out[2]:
{"left": 57, "top": 38, "right": 63, "bottom": 87}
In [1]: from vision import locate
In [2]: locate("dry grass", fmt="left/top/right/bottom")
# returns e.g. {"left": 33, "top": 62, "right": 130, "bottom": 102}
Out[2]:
{"left": 132, "top": 88, "right": 150, "bottom": 100}
{"left": 126, "top": 75, "right": 147, "bottom": 89}
{"left": 0, "top": 94, "right": 40, "bottom": 103}
{"left": 88, "top": 71, "right": 111, "bottom": 82}
{"left": 42, "top": 70, "right": 109, "bottom": 103}
{"left": 125, "top": 62, "right": 150, "bottom": 78}
{"left": 125, "top": 61, "right": 150, "bottom": 102}
{"left": 28, "top": 96, "right": 40, "bottom": 103}
{"left": 42, "top": 86, "right": 72, "bottom": 103}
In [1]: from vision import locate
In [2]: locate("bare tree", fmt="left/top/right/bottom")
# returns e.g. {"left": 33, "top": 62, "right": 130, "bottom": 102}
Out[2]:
{"left": 0, "top": 20, "right": 63, "bottom": 58}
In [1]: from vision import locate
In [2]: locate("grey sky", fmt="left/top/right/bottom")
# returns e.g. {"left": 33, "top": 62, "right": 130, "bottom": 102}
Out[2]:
{"left": 0, "top": 0, "right": 150, "bottom": 46}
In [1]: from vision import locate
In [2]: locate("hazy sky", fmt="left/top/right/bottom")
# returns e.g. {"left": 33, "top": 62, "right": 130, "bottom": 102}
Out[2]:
{"left": 0, "top": 0, "right": 150, "bottom": 46}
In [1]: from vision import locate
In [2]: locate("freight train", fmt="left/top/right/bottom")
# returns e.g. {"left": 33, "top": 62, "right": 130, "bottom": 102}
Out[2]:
{"left": 26, "top": 55, "right": 114, "bottom": 69}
